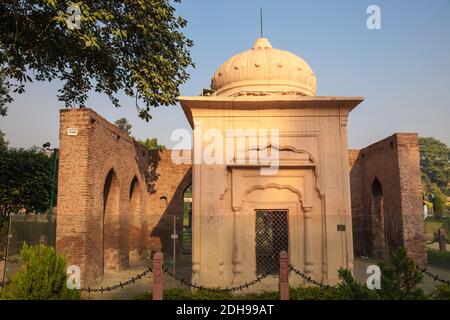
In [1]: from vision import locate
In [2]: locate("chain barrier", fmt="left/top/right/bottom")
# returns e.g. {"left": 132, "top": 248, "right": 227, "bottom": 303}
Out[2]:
{"left": 6, "top": 258, "right": 447, "bottom": 294}
{"left": 79, "top": 266, "right": 153, "bottom": 293}
{"left": 162, "top": 265, "right": 270, "bottom": 293}
{"left": 288, "top": 264, "right": 330, "bottom": 289}
{"left": 417, "top": 265, "right": 450, "bottom": 286}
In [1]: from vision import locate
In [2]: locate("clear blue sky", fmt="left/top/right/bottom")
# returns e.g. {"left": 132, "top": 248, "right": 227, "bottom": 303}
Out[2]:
{"left": 1, "top": 0, "right": 449, "bottom": 149}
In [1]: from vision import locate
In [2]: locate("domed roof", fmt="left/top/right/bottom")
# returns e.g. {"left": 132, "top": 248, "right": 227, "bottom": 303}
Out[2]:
{"left": 211, "top": 38, "right": 317, "bottom": 97}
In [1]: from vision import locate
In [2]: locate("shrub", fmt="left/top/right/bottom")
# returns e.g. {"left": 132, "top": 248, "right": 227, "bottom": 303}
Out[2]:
{"left": 1, "top": 243, "right": 80, "bottom": 300}
{"left": 427, "top": 248, "right": 450, "bottom": 269}
{"left": 378, "top": 246, "right": 426, "bottom": 300}
{"left": 432, "top": 284, "right": 450, "bottom": 300}
{"left": 135, "top": 288, "right": 233, "bottom": 300}
{"left": 135, "top": 287, "right": 337, "bottom": 300}
{"left": 290, "top": 286, "right": 340, "bottom": 300}
{"left": 335, "top": 269, "right": 379, "bottom": 300}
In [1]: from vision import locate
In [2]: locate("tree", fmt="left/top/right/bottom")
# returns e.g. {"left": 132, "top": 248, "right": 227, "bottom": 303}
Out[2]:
{"left": 114, "top": 117, "right": 132, "bottom": 135}
{"left": 419, "top": 137, "right": 450, "bottom": 193}
{"left": 0, "top": 129, "right": 7, "bottom": 150}
{"left": 138, "top": 137, "right": 165, "bottom": 151}
{"left": 0, "top": 0, "right": 194, "bottom": 120}
{"left": 0, "top": 73, "right": 10, "bottom": 116}
{"left": 0, "top": 147, "right": 54, "bottom": 225}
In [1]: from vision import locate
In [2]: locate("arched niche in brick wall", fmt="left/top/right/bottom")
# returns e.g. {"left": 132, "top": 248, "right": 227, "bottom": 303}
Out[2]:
{"left": 103, "top": 169, "right": 121, "bottom": 271}
{"left": 128, "top": 176, "right": 142, "bottom": 264}
{"left": 370, "top": 178, "right": 387, "bottom": 259}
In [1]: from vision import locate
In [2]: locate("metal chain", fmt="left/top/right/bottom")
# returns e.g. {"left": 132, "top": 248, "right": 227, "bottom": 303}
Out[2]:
{"left": 162, "top": 265, "right": 270, "bottom": 293}
{"left": 416, "top": 265, "right": 450, "bottom": 286}
{"left": 288, "top": 264, "right": 330, "bottom": 289}
{"left": 79, "top": 266, "right": 153, "bottom": 293}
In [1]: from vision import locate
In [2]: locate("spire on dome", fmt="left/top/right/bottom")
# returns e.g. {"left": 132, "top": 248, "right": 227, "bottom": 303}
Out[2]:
{"left": 252, "top": 37, "right": 272, "bottom": 50}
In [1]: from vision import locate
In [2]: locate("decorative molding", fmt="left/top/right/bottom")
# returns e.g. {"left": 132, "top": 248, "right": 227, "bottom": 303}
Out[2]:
{"left": 229, "top": 143, "right": 323, "bottom": 195}
{"left": 233, "top": 183, "right": 304, "bottom": 212}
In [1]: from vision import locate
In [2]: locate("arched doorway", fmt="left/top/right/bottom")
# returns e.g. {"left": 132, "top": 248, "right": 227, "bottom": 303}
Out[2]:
{"left": 129, "top": 176, "right": 142, "bottom": 265}
{"left": 370, "top": 178, "right": 387, "bottom": 259}
{"left": 103, "top": 169, "right": 121, "bottom": 272}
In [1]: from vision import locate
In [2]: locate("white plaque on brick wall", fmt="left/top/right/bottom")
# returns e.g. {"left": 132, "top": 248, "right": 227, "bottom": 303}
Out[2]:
{"left": 67, "top": 128, "right": 78, "bottom": 136}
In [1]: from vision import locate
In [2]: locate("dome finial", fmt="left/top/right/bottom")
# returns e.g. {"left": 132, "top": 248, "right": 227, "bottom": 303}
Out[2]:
{"left": 260, "top": 8, "right": 263, "bottom": 38}
{"left": 252, "top": 38, "right": 272, "bottom": 50}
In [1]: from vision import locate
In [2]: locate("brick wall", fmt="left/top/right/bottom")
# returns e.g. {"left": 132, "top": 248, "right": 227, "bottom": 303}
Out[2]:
{"left": 57, "top": 109, "right": 426, "bottom": 285}
{"left": 56, "top": 109, "right": 191, "bottom": 285}
{"left": 349, "top": 133, "right": 426, "bottom": 265}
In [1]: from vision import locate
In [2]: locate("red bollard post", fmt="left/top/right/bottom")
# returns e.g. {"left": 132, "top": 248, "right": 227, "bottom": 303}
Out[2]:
{"left": 279, "top": 250, "right": 289, "bottom": 300}
{"left": 438, "top": 228, "right": 447, "bottom": 252}
{"left": 152, "top": 252, "right": 163, "bottom": 300}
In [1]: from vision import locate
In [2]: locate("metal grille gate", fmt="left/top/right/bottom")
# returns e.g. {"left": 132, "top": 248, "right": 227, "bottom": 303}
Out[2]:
{"left": 255, "top": 209, "right": 288, "bottom": 275}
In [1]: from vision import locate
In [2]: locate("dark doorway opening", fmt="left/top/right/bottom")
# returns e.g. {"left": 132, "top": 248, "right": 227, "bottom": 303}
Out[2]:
{"left": 370, "top": 178, "right": 387, "bottom": 259}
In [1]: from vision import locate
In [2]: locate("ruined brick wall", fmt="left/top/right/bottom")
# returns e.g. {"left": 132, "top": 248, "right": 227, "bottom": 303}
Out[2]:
{"left": 349, "top": 133, "right": 426, "bottom": 265}
{"left": 56, "top": 109, "right": 191, "bottom": 285}
{"left": 147, "top": 150, "right": 192, "bottom": 258}
{"left": 348, "top": 149, "right": 367, "bottom": 256}
{"left": 57, "top": 108, "right": 426, "bottom": 286}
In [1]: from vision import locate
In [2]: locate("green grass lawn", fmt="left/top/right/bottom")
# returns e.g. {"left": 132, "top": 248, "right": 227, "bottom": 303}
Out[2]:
{"left": 426, "top": 221, "right": 444, "bottom": 234}
{"left": 427, "top": 248, "right": 450, "bottom": 269}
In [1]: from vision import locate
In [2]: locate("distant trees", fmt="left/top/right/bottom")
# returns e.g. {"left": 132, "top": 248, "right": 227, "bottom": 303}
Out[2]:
{"left": 114, "top": 118, "right": 166, "bottom": 151}
{"left": 0, "top": 129, "right": 7, "bottom": 150}
{"left": 0, "top": 136, "right": 54, "bottom": 225}
{"left": 138, "top": 137, "right": 165, "bottom": 151}
{"left": 114, "top": 117, "right": 132, "bottom": 135}
{"left": 419, "top": 137, "right": 449, "bottom": 191}
{"left": 419, "top": 137, "right": 449, "bottom": 216}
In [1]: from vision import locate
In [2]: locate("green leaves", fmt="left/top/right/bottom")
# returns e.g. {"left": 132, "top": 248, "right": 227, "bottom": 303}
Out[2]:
{"left": 419, "top": 137, "right": 450, "bottom": 193}
{"left": 0, "top": 0, "right": 194, "bottom": 119}
{"left": 114, "top": 117, "right": 132, "bottom": 135}
{"left": 1, "top": 243, "right": 81, "bottom": 300}
{"left": 377, "top": 246, "right": 426, "bottom": 300}
{"left": 138, "top": 137, "right": 165, "bottom": 151}
{"left": 0, "top": 146, "right": 55, "bottom": 222}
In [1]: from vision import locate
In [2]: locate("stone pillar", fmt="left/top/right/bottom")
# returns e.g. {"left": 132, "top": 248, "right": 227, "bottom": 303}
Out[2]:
{"left": 152, "top": 252, "right": 163, "bottom": 300}
{"left": 438, "top": 228, "right": 447, "bottom": 252}
{"left": 303, "top": 207, "right": 314, "bottom": 276}
{"left": 279, "top": 251, "right": 289, "bottom": 300}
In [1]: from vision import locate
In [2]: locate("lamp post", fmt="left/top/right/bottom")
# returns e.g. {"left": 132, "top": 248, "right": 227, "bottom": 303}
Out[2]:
{"left": 42, "top": 143, "right": 58, "bottom": 217}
